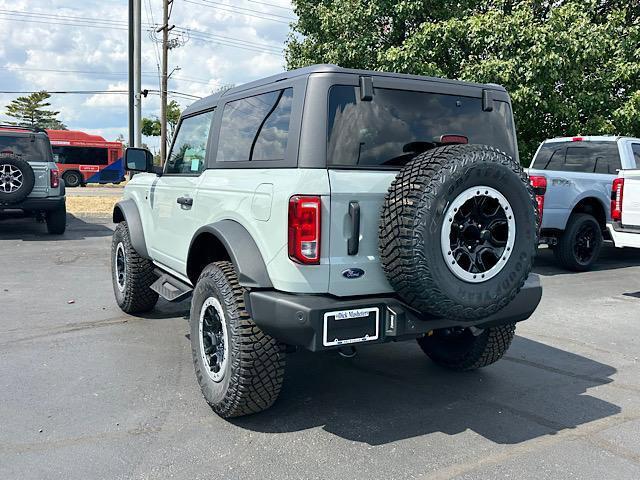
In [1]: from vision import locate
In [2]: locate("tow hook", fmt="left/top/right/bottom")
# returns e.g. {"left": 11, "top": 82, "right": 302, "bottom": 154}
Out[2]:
{"left": 338, "top": 346, "right": 357, "bottom": 358}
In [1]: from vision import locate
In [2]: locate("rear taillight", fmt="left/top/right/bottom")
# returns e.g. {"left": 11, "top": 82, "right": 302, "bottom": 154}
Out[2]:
{"left": 611, "top": 178, "right": 624, "bottom": 222}
{"left": 288, "top": 195, "right": 321, "bottom": 264}
{"left": 529, "top": 175, "right": 547, "bottom": 225}
{"left": 50, "top": 169, "right": 59, "bottom": 188}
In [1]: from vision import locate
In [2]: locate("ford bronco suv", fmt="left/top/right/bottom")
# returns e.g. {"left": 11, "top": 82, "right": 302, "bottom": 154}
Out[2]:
{"left": 111, "top": 65, "right": 542, "bottom": 418}
{"left": 0, "top": 125, "right": 66, "bottom": 234}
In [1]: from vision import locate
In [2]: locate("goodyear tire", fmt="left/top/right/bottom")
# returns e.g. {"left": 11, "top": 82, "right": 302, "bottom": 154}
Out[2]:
{"left": 111, "top": 222, "right": 159, "bottom": 313}
{"left": 418, "top": 324, "right": 516, "bottom": 371}
{"left": 190, "top": 261, "right": 285, "bottom": 418}
{"left": 379, "top": 145, "right": 538, "bottom": 320}
{"left": 0, "top": 154, "right": 35, "bottom": 204}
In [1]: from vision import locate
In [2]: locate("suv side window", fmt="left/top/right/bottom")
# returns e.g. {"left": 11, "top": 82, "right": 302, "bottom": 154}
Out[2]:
{"left": 165, "top": 109, "right": 215, "bottom": 175}
{"left": 216, "top": 88, "right": 293, "bottom": 163}
{"left": 632, "top": 144, "right": 640, "bottom": 167}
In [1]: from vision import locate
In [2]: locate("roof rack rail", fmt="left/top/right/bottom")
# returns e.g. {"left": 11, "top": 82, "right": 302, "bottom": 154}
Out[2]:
{"left": 0, "top": 124, "right": 47, "bottom": 133}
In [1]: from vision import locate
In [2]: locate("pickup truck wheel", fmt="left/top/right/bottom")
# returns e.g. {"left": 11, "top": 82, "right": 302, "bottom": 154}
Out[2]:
{"left": 190, "top": 261, "right": 285, "bottom": 418}
{"left": 380, "top": 144, "right": 538, "bottom": 320}
{"left": 45, "top": 203, "right": 67, "bottom": 234}
{"left": 0, "top": 155, "right": 35, "bottom": 204}
{"left": 554, "top": 213, "right": 603, "bottom": 271}
{"left": 111, "top": 222, "right": 158, "bottom": 313}
{"left": 417, "top": 324, "right": 516, "bottom": 371}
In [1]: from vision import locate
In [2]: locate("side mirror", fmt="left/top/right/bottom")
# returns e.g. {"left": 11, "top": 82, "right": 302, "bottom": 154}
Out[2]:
{"left": 124, "top": 147, "right": 155, "bottom": 173}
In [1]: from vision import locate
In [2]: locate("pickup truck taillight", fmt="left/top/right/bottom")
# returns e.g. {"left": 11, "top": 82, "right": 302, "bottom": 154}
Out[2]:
{"left": 50, "top": 169, "right": 60, "bottom": 188}
{"left": 529, "top": 175, "right": 547, "bottom": 225}
{"left": 611, "top": 178, "right": 624, "bottom": 222}
{"left": 288, "top": 195, "right": 321, "bottom": 264}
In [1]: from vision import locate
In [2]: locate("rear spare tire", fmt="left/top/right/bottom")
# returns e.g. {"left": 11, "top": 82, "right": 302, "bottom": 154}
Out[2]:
{"left": 0, "top": 154, "right": 35, "bottom": 204}
{"left": 379, "top": 144, "right": 538, "bottom": 320}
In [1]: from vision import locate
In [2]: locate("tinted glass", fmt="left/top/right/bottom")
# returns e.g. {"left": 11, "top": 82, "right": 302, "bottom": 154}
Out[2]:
{"left": 0, "top": 136, "right": 50, "bottom": 162}
{"left": 52, "top": 146, "right": 108, "bottom": 166}
{"left": 532, "top": 141, "right": 621, "bottom": 173}
{"left": 166, "top": 110, "right": 215, "bottom": 175}
{"left": 217, "top": 88, "right": 293, "bottom": 162}
{"left": 632, "top": 144, "right": 640, "bottom": 166}
{"left": 327, "top": 86, "right": 517, "bottom": 168}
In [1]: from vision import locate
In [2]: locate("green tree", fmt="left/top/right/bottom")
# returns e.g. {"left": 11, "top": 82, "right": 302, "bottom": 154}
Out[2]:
{"left": 141, "top": 100, "right": 181, "bottom": 147}
{"left": 287, "top": 0, "right": 640, "bottom": 162}
{"left": 5, "top": 91, "right": 66, "bottom": 130}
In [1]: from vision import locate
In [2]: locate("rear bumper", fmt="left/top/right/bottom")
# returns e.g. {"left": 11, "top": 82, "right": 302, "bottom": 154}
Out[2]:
{"left": 608, "top": 223, "right": 640, "bottom": 249}
{"left": 0, "top": 195, "right": 65, "bottom": 212}
{"left": 248, "top": 274, "right": 542, "bottom": 352}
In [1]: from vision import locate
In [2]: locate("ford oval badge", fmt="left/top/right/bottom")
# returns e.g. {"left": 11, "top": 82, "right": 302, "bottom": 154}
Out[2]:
{"left": 342, "top": 268, "right": 365, "bottom": 279}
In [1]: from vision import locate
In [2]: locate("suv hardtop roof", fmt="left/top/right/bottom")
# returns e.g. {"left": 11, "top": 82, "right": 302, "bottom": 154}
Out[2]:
{"left": 0, "top": 125, "right": 49, "bottom": 138}
{"left": 543, "top": 136, "right": 640, "bottom": 144}
{"left": 183, "top": 64, "right": 508, "bottom": 116}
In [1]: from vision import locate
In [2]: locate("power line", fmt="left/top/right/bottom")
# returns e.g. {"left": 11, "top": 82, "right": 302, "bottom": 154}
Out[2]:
{"left": 245, "top": 0, "right": 293, "bottom": 12}
{"left": 182, "top": 0, "right": 293, "bottom": 24}
{"left": 197, "top": 0, "right": 295, "bottom": 20}
{"left": 0, "top": 9, "right": 284, "bottom": 56}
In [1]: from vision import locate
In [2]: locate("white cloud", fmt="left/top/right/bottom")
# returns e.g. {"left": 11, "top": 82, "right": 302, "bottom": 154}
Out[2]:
{"left": 0, "top": 0, "right": 294, "bottom": 140}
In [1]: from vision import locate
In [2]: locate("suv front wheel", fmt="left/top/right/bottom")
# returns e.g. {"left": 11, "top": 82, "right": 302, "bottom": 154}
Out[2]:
{"left": 190, "top": 261, "right": 285, "bottom": 418}
{"left": 111, "top": 222, "right": 159, "bottom": 313}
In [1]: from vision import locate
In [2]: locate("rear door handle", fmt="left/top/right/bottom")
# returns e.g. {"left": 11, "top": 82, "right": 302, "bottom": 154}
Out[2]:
{"left": 348, "top": 201, "right": 360, "bottom": 255}
{"left": 177, "top": 196, "right": 193, "bottom": 207}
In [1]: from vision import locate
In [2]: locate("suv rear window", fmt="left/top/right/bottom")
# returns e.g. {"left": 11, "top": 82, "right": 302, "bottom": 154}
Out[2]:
{"left": 0, "top": 135, "right": 50, "bottom": 162}
{"left": 532, "top": 141, "right": 621, "bottom": 174}
{"left": 327, "top": 86, "right": 517, "bottom": 168}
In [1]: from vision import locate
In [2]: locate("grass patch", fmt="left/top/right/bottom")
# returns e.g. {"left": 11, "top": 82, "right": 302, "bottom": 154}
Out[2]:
{"left": 66, "top": 196, "right": 119, "bottom": 216}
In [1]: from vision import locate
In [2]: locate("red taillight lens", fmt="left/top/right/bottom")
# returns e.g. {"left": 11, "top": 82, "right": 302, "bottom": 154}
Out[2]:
{"left": 50, "top": 169, "right": 59, "bottom": 188}
{"left": 288, "top": 195, "right": 321, "bottom": 264}
{"left": 572, "top": 136, "right": 583, "bottom": 142}
{"left": 529, "top": 175, "right": 547, "bottom": 225}
{"left": 611, "top": 178, "right": 624, "bottom": 222}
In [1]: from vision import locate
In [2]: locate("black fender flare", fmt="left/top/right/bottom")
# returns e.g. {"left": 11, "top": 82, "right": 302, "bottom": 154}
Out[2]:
{"left": 189, "top": 220, "right": 273, "bottom": 289}
{"left": 112, "top": 199, "right": 149, "bottom": 259}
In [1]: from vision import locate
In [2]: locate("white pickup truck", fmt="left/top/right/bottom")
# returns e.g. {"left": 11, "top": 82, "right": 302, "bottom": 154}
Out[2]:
{"left": 608, "top": 169, "right": 640, "bottom": 249}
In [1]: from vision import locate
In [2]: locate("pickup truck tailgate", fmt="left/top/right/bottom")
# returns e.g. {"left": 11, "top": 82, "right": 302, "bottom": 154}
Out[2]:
{"left": 622, "top": 170, "right": 640, "bottom": 227}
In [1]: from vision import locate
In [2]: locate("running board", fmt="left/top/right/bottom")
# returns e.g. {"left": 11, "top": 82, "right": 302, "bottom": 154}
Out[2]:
{"left": 151, "top": 270, "right": 193, "bottom": 302}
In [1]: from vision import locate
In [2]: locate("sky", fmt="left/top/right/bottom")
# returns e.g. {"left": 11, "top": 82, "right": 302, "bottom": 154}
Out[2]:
{"left": 0, "top": 0, "right": 294, "bottom": 150}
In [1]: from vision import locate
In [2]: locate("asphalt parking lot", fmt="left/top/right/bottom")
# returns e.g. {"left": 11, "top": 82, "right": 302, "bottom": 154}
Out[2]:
{"left": 2, "top": 215, "right": 640, "bottom": 480}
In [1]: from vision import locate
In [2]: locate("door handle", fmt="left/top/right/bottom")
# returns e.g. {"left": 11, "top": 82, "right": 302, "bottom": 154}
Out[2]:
{"left": 177, "top": 196, "right": 193, "bottom": 207}
{"left": 348, "top": 201, "right": 360, "bottom": 255}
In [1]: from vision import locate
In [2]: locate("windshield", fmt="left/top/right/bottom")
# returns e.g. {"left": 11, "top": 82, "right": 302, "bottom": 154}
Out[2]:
{"left": 327, "top": 86, "right": 517, "bottom": 168}
{"left": 0, "top": 135, "right": 51, "bottom": 162}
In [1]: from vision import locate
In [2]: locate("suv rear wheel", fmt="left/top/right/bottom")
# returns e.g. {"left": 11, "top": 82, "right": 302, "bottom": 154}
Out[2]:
{"left": 46, "top": 203, "right": 67, "bottom": 234}
{"left": 111, "top": 222, "right": 158, "bottom": 313}
{"left": 190, "top": 261, "right": 285, "bottom": 418}
{"left": 380, "top": 144, "right": 538, "bottom": 320}
{"left": 417, "top": 324, "right": 516, "bottom": 371}
{"left": 554, "top": 213, "right": 603, "bottom": 271}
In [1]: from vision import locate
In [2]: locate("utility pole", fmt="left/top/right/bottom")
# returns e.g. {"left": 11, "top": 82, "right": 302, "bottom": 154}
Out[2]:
{"left": 158, "top": 0, "right": 174, "bottom": 165}
{"left": 133, "top": 0, "right": 142, "bottom": 147}
{"left": 127, "top": 0, "right": 134, "bottom": 148}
